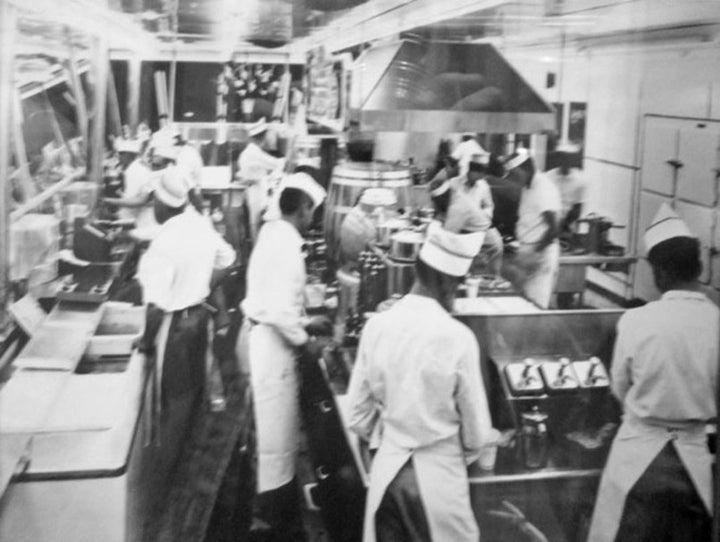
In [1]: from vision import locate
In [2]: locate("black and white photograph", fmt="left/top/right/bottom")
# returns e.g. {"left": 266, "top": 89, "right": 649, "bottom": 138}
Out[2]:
{"left": 0, "top": 1, "right": 719, "bottom": 541}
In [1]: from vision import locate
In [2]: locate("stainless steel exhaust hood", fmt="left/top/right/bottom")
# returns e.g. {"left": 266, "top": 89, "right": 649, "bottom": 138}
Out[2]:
{"left": 349, "top": 39, "right": 555, "bottom": 133}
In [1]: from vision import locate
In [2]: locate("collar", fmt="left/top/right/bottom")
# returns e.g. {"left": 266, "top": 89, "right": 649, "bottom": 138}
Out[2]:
{"left": 401, "top": 293, "right": 447, "bottom": 313}
{"left": 267, "top": 218, "right": 304, "bottom": 247}
{"left": 661, "top": 289, "right": 710, "bottom": 302}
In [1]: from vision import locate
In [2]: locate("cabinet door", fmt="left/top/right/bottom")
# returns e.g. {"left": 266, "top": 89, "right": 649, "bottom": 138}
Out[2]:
{"left": 641, "top": 123, "right": 678, "bottom": 196}
{"left": 676, "top": 128, "right": 720, "bottom": 206}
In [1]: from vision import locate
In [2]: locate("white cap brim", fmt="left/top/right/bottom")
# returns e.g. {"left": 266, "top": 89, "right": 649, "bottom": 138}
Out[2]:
{"left": 419, "top": 222, "right": 484, "bottom": 277}
{"left": 643, "top": 203, "right": 695, "bottom": 254}
{"left": 505, "top": 148, "right": 531, "bottom": 170}
{"left": 281, "top": 172, "right": 326, "bottom": 209}
{"left": 154, "top": 168, "right": 189, "bottom": 208}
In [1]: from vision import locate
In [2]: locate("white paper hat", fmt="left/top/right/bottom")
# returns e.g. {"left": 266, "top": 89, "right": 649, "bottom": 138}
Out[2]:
{"left": 505, "top": 147, "right": 531, "bottom": 170}
{"left": 282, "top": 172, "right": 327, "bottom": 209}
{"left": 419, "top": 221, "right": 485, "bottom": 277}
{"left": 643, "top": 203, "right": 696, "bottom": 254}
{"left": 154, "top": 167, "right": 189, "bottom": 208}
{"left": 115, "top": 138, "right": 141, "bottom": 154}
{"left": 248, "top": 118, "right": 268, "bottom": 137}
{"left": 469, "top": 152, "right": 490, "bottom": 166}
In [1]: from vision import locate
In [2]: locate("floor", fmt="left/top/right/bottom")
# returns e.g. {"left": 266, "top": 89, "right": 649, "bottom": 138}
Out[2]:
{"left": 149, "top": 311, "right": 331, "bottom": 542}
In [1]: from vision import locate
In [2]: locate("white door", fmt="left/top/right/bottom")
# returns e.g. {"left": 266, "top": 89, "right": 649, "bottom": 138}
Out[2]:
{"left": 676, "top": 128, "right": 720, "bottom": 206}
{"left": 640, "top": 123, "right": 678, "bottom": 196}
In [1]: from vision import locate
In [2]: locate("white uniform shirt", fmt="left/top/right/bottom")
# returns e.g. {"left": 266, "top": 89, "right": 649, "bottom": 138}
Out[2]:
{"left": 449, "top": 175, "right": 494, "bottom": 219}
{"left": 516, "top": 172, "right": 561, "bottom": 245}
{"left": 546, "top": 167, "right": 587, "bottom": 220}
{"left": 348, "top": 294, "right": 495, "bottom": 453}
{"left": 611, "top": 290, "right": 718, "bottom": 425}
{"left": 176, "top": 144, "right": 204, "bottom": 190}
{"left": 238, "top": 141, "right": 284, "bottom": 182}
{"left": 138, "top": 208, "right": 235, "bottom": 311}
{"left": 241, "top": 219, "right": 309, "bottom": 346}
{"left": 451, "top": 139, "right": 488, "bottom": 176}
{"left": 120, "top": 159, "right": 157, "bottom": 229}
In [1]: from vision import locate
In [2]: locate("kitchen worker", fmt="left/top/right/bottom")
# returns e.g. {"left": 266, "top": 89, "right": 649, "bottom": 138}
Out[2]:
{"left": 505, "top": 148, "right": 561, "bottom": 308}
{"left": 103, "top": 137, "right": 157, "bottom": 231}
{"left": 239, "top": 172, "right": 330, "bottom": 541}
{"left": 152, "top": 125, "right": 205, "bottom": 212}
{"left": 447, "top": 154, "right": 505, "bottom": 278}
{"left": 134, "top": 166, "right": 235, "bottom": 473}
{"left": 587, "top": 203, "right": 717, "bottom": 542}
{"left": 452, "top": 132, "right": 489, "bottom": 176}
{"left": 347, "top": 221, "right": 499, "bottom": 542}
{"left": 236, "top": 119, "right": 286, "bottom": 242}
{"left": 545, "top": 142, "right": 587, "bottom": 234}
{"left": 175, "top": 135, "right": 205, "bottom": 212}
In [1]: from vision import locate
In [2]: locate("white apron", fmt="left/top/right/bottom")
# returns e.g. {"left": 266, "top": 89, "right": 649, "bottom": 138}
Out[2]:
{"left": 522, "top": 241, "right": 559, "bottom": 309}
{"left": 587, "top": 417, "right": 712, "bottom": 542}
{"left": 362, "top": 436, "right": 479, "bottom": 542}
{"left": 248, "top": 322, "right": 301, "bottom": 492}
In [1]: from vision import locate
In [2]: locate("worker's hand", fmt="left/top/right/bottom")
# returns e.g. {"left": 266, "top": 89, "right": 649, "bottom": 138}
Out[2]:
{"left": 132, "top": 337, "right": 155, "bottom": 356}
{"left": 305, "top": 315, "right": 333, "bottom": 337}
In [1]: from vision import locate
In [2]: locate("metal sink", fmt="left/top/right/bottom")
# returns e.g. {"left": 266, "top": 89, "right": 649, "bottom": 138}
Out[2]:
{"left": 75, "top": 354, "right": 131, "bottom": 374}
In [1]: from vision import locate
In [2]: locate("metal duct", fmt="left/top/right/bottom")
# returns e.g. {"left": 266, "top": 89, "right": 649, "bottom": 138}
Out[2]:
{"left": 350, "top": 39, "right": 555, "bottom": 133}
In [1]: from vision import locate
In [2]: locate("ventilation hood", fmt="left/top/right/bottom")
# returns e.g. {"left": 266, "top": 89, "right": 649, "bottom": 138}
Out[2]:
{"left": 349, "top": 39, "right": 555, "bottom": 133}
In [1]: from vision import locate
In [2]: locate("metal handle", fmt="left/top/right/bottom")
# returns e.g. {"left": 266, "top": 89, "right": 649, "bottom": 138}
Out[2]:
{"left": 315, "top": 465, "right": 331, "bottom": 480}
{"left": 303, "top": 483, "right": 322, "bottom": 511}
{"left": 317, "top": 399, "right": 333, "bottom": 414}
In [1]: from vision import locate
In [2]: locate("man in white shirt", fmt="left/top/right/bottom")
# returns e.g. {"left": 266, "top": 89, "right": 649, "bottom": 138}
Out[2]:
{"left": 348, "top": 222, "right": 499, "bottom": 542}
{"left": 545, "top": 143, "right": 587, "bottom": 233}
{"left": 506, "top": 149, "right": 561, "bottom": 308}
{"left": 588, "top": 203, "right": 717, "bottom": 542}
{"left": 134, "top": 166, "right": 235, "bottom": 479}
{"left": 447, "top": 155, "right": 504, "bottom": 278}
{"left": 451, "top": 133, "right": 489, "bottom": 176}
{"left": 103, "top": 138, "right": 157, "bottom": 231}
{"left": 237, "top": 120, "right": 286, "bottom": 242}
{"left": 239, "top": 172, "right": 330, "bottom": 541}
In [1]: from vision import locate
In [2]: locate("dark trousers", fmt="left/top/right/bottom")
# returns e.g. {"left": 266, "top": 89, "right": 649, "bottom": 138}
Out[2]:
{"left": 251, "top": 477, "right": 307, "bottom": 542}
{"left": 162, "top": 305, "right": 209, "bottom": 403}
{"left": 615, "top": 442, "right": 711, "bottom": 542}
{"left": 375, "top": 459, "right": 432, "bottom": 542}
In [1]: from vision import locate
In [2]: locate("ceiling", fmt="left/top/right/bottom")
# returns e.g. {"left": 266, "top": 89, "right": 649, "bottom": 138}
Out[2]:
{"left": 17, "top": 0, "right": 719, "bottom": 57}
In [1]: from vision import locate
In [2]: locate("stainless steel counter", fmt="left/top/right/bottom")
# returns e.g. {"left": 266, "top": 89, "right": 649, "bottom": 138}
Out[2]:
{"left": 0, "top": 301, "right": 154, "bottom": 542}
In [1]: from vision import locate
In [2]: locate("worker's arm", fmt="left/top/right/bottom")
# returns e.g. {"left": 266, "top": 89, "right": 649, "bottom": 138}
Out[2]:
{"left": 610, "top": 318, "right": 632, "bottom": 403}
{"left": 133, "top": 303, "right": 164, "bottom": 355}
{"left": 103, "top": 191, "right": 152, "bottom": 209}
{"left": 535, "top": 210, "right": 559, "bottom": 252}
{"left": 479, "top": 180, "right": 495, "bottom": 219}
{"left": 347, "top": 325, "right": 380, "bottom": 443}
{"left": 135, "top": 247, "right": 175, "bottom": 355}
{"left": 455, "top": 334, "right": 499, "bottom": 459}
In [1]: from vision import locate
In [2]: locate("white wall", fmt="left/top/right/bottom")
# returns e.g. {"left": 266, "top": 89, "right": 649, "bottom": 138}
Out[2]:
{"left": 505, "top": 38, "right": 720, "bottom": 301}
